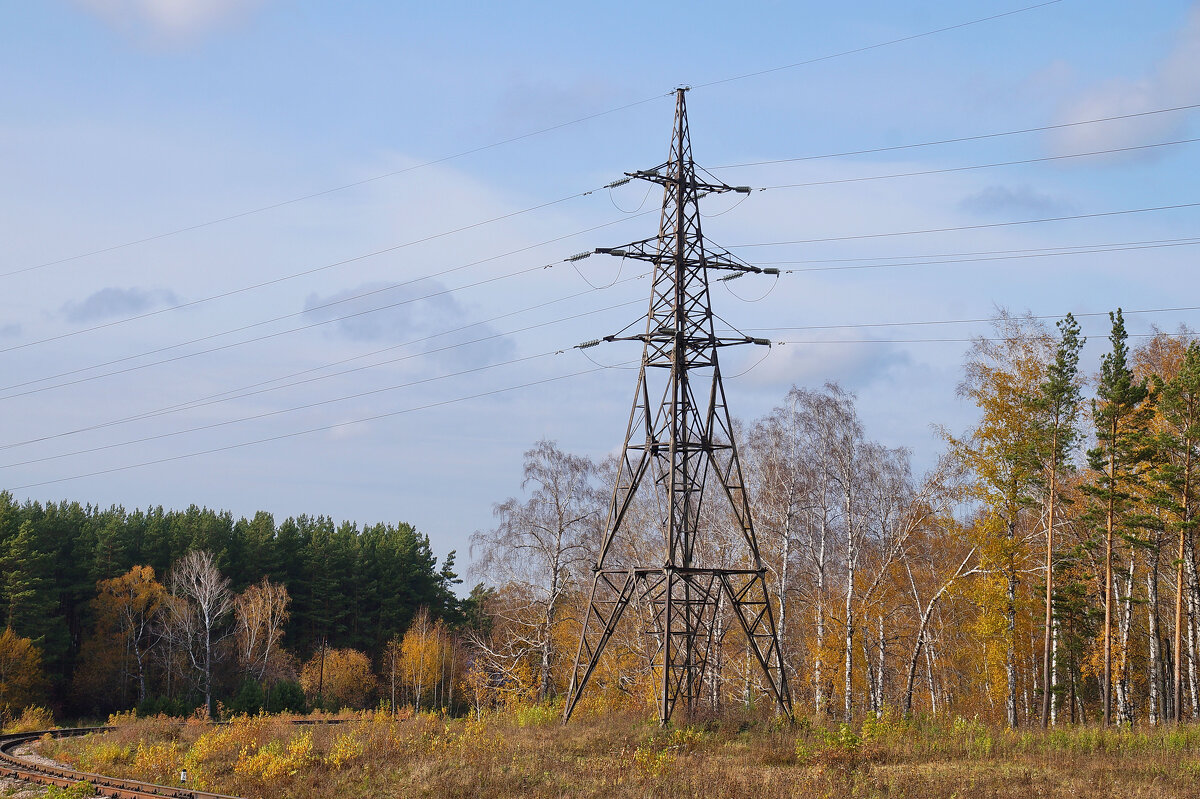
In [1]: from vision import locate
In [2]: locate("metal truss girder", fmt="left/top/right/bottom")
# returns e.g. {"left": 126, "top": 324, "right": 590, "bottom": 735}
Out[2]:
{"left": 564, "top": 88, "right": 792, "bottom": 726}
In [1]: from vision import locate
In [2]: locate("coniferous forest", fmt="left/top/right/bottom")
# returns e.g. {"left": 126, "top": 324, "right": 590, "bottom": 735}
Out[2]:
{"left": 0, "top": 494, "right": 466, "bottom": 718}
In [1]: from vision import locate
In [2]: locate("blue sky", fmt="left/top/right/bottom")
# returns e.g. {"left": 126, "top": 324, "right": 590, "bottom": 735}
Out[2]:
{"left": 3, "top": 0, "right": 1200, "bottom": 572}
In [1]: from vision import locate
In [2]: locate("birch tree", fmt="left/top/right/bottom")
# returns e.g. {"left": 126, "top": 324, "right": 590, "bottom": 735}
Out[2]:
{"left": 93, "top": 565, "right": 165, "bottom": 705}
{"left": 234, "top": 577, "right": 290, "bottom": 683}
{"left": 163, "top": 550, "right": 235, "bottom": 717}
{"left": 470, "top": 440, "right": 602, "bottom": 700}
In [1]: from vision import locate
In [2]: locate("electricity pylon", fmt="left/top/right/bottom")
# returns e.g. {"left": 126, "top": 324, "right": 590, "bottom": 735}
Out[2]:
{"left": 563, "top": 88, "right": 792, "bottom": 725}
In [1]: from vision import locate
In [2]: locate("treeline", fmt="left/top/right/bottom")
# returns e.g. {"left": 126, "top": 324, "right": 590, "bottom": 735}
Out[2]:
{"left": 0, "top": 497, "right": 469, "bottom": 717}
{"left": 467, "top": 311, "right": 1200, "bottom": 728}
{"left": 6, "top": 309, "right": 1199, "bottom": 729}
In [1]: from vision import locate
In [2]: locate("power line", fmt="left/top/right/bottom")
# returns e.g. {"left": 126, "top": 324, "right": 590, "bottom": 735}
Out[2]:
{"left": 13, "top": 199, "right": 1198, "bottom": 399}
{"left": 17, "top": 308, "right": 1191, "bottom": 472}
{"left": 2, "top": 190, "right": 644, "bottom": 355}
{"left": 2, "top": 365, "right": 616, "bottom": 492}
{"left": 710, "top": 102, "right": 1200, "bottom": 169}
{"left": 757, "top": 137, "right": 1200, "bottom": 192}
{"left": 0, "top": 349, "right": 573, "bottom": 470}
{"left": 771, "top": 330, "right": 1194, "bottom": 345}
{"left": 5, "top": 1, "right": 1067, "bottom": 284}
{"left": 0, "top": 261, "right": 646, "bottom": 401}
{"left": 755, "top": 236, "right": 1200, "bottom": 266}
{"left": 0, "top": 275, "right": 648, "bottom": 451}
{"left": 0, "top": 262, "right": 549, "bottom": 397}
{"left": 691, "top": 0, "right": 1064, "bottom": 89}
{"left": 3, "top": 99, "right": 669, "bottom": 280}
{"left": 747, "top": 304, "right": 1200, "bottom": 333}
{"left": 770, "top": 238, "right": 1200, "bottom": 274}
{"left": 0, "top": 213, "right": 657, "bottom": 396}
{"left": 0, "top": 292, "right": 647, "bottom": 452}
{"left": 729, "top": 201, "right": 1200, "bottom": 248}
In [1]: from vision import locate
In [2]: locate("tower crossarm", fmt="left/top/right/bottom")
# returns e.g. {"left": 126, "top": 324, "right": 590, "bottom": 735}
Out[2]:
{"left": 623, "top": 164, "right": 750, "bottom": 197}
{"left": 598, "top": 333, "right": 771, "bottom": 348}
{"left": 595, "top": 243, "right": 774, "bottom": 276}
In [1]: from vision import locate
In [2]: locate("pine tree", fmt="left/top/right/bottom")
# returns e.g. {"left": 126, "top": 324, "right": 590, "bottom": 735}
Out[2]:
{"left": 1036, "top": 313, "right": 1084, "bottom": 726}
{"left": 948, "top": 310, "right": 1050, "bottom": 727}
{"left": 1087, "top": 309, "right": 1154, "bottom": 726}
{"left": 1157, "top": 342, "right": 1200, "bottom": 721}
{"left": 1, "top": 520, "right": 55, "bottom": 638}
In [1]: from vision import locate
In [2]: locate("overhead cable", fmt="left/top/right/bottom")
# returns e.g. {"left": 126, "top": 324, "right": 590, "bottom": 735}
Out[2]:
{"left": 0, "top": 294, "right": 645, "bottom": 452}
{"left": 757, "top": 137, "right": 1200, "bottom": 192}
{"left": 691, "top": 0, "right": 1064, "bottom": 89}
{"left": 2, "top": 191, "right": 645, "bottom": 354}
{"left": 6, "top": 1, "right": 1065, "bottom": 280}
{"left": 3, "top": 365, "right": 620, "bottom": 492}
{"left": 729, "top": 201, "right": 1200, "bottom": 248}
{"left": 711, "top": 101, "right": 1200, "bottom": 169}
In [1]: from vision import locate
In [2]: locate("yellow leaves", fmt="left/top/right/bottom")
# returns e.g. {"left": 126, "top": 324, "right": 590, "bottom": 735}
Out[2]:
{"left": 325, "top": 731, "right": 363, "bottom": 769}
{"left": 131, "top": 740, "right": 181, "bottom": 781}
{"left": 299, "top": 648, "right": 376, "bottom": 710}
{"left": 181, "top": 714, "right": 316, "bottom": 791}
{"left": 105, "top": 710, "right": 137, "bottom": 727}
{"left": 0, "top": 627, "right": 44, "bottom": 716}
{"left": 94, "top": 565, "right": 164, "bottom": 628}
{"left": 76, "top": 740, "right": 133, "bottom": 773}
{"left": 421, "top": 715, "right": 490, "bottom": 755}
{"left": 233, "top": 731, "right": 316, "bottom": 781}
{"left": 513, "top": 701, "right": 558, "bottom": 727}
{"left": 632, "top": 741, "right": 676, "bottom": 779}
{"left": 395, "top": 608, "right": 452, "bottom": 709}
{"left": 4, "top": 705, "right": 54, "bottom": 733}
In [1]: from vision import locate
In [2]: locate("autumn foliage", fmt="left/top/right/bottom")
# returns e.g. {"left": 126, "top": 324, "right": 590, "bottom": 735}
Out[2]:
{"left": 299, "top": 648, "right": 376, "bottom": 711}
{"left": 0, "top": 627, "right": 44, "bottom": 717}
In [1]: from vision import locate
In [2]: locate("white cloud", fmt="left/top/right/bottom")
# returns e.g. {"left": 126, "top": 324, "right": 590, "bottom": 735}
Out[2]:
{"left": 1051, "top": 4, "right": 1200, "bottom": 156}
{"left": 73, "top": 0, "right": 268, "bottom": 40}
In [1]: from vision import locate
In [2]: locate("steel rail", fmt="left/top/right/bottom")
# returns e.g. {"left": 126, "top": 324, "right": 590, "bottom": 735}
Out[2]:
{"left": 0, "top": 726, "right": 242, "bottom": 799}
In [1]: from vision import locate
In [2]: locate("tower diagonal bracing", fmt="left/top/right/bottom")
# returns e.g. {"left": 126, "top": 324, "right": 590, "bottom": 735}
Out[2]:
{"left": 563, "top": 88, "right": 792, "bottom": 725}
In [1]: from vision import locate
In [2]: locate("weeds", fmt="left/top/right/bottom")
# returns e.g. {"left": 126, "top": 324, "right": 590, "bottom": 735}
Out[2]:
{"left": 2, "top": 706, "right": 54, "bottom": 734}
{"left": 35, "top": 705, "right": 1200, "bottom": 799}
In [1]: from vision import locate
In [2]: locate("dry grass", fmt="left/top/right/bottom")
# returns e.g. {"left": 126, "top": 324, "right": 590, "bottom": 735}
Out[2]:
{"left": 37, "top": 706, "right": 1200, "bottom": 798}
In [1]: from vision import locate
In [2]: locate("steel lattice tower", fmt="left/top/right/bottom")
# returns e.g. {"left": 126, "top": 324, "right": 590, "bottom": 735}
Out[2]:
{"left": 563, "top": 88, "right": 792, "bottom": 725}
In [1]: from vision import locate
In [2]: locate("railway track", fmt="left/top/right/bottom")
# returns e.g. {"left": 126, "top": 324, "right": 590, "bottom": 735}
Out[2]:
{"left": 0, "top": 726, "right": 241, "bottom": 799}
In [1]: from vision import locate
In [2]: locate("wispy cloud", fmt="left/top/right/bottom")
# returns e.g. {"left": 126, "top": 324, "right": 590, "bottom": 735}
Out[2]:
{"left": 72, "top": 0, "right": 268, "bottom": 41}
{"left": 62, "top": 286, "right": 180, "bottom": 323}
{"left": 0, "top": 323, "right": 20, "bottom": 338}
{"left": 958, "top": 184, "right": 1074, "bottom": 218}
{"left": 302, "top": 281, "right": 515, "bottom": 369}
{"left": 1051, "top": 4, "right": 1200, "bottom": 157}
